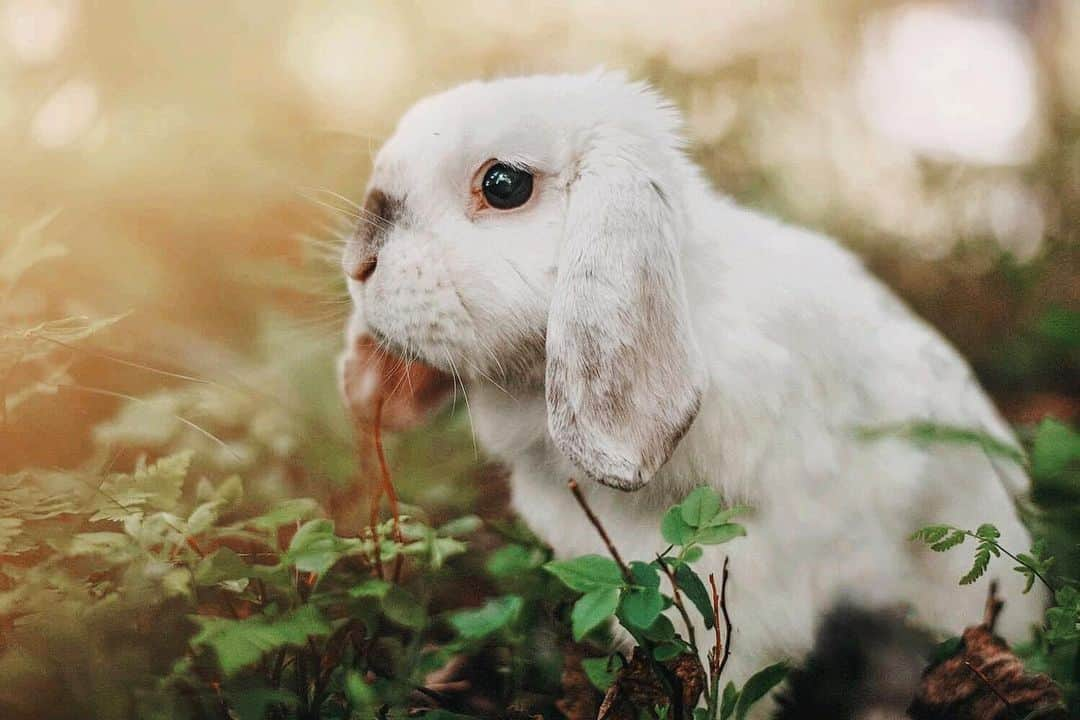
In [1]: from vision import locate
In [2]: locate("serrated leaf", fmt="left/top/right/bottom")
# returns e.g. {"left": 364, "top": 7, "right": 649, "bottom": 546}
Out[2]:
{"left": 572, "top": 587, "right": 619, "bottom": 640}
{"left": 912, "top": 525, "right": 951, "bottom": 544}
{"left": 194, "top": 547, "right": 255, "bottom": 586}
{"left": 191, "top": 604, "right": 331, "bottom": 675}
{"left": 247, "top": 499, "right": 320, "bottom": 532}
{"left": 348, "top": 579, "right": 391, "bottom": 599}
{"left": 448, "top": 595, "right": 523, "bottom": 639}
{"left": 960, "top": 545, "right": 993, "bottom": 585}
{"left": 283, "top": 519, "right": 360, "bottom": 575}
{"left": 545, "top": 555, "right": 625, "bottom": 593}
{"left": 735, "top": 661, "right": 789, "bottom": 720}
{"left": 930, "top": 530, "right": 966, "bottom": 552}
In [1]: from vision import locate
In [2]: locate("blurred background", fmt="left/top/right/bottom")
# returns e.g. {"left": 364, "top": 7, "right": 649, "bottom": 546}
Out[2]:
{"left": 0, "top": 1, "right": 1078, "bottom": 716}
{"left": 2, "top": 0, "right": 1078, "bottom": 471}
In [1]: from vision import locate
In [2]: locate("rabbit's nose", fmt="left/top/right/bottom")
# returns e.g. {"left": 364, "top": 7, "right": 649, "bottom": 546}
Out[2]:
{"left": 350, "top": 255, "right": 377, "bottom": 283}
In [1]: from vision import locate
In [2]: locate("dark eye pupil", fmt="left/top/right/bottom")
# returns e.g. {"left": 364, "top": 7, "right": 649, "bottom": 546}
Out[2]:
{"left": 482, "top": 162, "right": 533, "bottom": 209}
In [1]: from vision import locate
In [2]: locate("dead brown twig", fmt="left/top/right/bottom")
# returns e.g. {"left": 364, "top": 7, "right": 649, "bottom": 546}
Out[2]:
{"left": 708, "top": 558, "right": 733, "bottom": 684}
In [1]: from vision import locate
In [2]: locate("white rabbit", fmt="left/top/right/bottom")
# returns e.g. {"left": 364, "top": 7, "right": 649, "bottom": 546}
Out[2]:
{"left": 338, "top": 71, "right": 1045, "bottom": 699}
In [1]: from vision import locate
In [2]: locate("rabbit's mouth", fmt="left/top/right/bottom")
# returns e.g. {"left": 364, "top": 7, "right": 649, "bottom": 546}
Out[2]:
{"left": 339, "top": 330, "right": 453, "bottom": 432}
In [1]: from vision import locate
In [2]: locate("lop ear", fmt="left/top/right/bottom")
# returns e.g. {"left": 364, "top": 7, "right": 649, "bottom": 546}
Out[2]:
{"left": 339, "top": 333, "right": 453, "bottom": 432}
{"left": 545, "top": 134, "right": 707, "bottom": 491}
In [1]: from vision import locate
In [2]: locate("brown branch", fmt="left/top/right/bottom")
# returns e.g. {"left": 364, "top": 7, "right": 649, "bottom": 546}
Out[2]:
{"left": 982, "top": 579, "right": 1004, "bottom": 631}
{"left": 657, "top": 553, "right": 697, "bottom": 649}
{"left": 708, "top": 557, "right": 733, "bottom": 683}
{"left": 567, "top": 478, "right": 634, "bottom": 583}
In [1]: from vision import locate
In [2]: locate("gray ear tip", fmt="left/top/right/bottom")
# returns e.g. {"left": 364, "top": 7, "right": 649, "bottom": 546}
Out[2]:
{"left": 593, "top": 466, "right": 652, "bottom": 493}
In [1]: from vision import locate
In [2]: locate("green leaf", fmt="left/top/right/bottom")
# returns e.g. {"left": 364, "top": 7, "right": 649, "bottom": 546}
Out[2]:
{"left": 382, "top": 585, "right": 427, "bottom": 630}
{"left": 620, "top": 586, "right": 665, "bottom": 629}
{"left": 960, "top": 544, "right": 994, "bottom": 585}
{"left": 247, "top": 499, "right": 320, "bottom": 532}
{"left": 975, "top": 524, "right": 1001, "bottom": 541}
{"left": 681, "top": 545, "right": 704, "bottom": 563}
{"left": 283, "top": 519, "right": 360, "bottom": 575}
{"left": 191, "top": 605, "right": 331, "bottom": 675}
{"left": 344, "top": 671, "right": 377, "bottom": 711}
{"left": 630, "top": 561, "right": 661, "bottom": 589}
{"left": 1038, "top": 306, "right": 1080, "bottom": 348}
{"left": 581, "top": 655, "right": 623, "bottom": 692}
{"left": 486, "top": 544, "right": 544, "bottom": 577}
{"left": 734, "top": 661, "right": 789, "bottom": 720}
{"left": 675, "top": 563, "right": 715, "bottom": 629}
{"left": 449, "top": 595, "right": 523, "bottom": 639}
{"left": 545, "top": 555, "right": 625, "bottom": 593}
{"left": 857, "top": 421, "right": 1026, "bottom": 466}
{"left": 227, "top": 687, "right": 297, "bottom": 720}
{"left": 911, "top": 525, "right": 951, "bottom": 544}
{"left": 652, "top": 642, "right": 685, "bottom": 661}
{"left": 930, "top": 530, "right": 966, "bottom": 552}
{"left": 437, "top": 515, "right": 482, "bottom": 537}
{"left": 661, "top": 507, "right": 695, "bottom": 546}
{"left": 572, "top": 587, "right": 620, "bottom": 641}
{"left": 195, "top": 547, "right": 254, "bottom": 585}
{"left": 349, "top": 579, "right": 392, "bottom": 599}
{"left": 719, "top": 682, "right": 738, "bottom": 720}
{"left": 639, "top": 613, "right": 676, "bottom": 642}
{"left": 1031, "top": 418, "right": 1080, "bottom": 482}
{"left": 679, "top": 487, "right": 722, "bottom": 527}
{"left": 694, "top": 523, "right": 746, "bottom": 545}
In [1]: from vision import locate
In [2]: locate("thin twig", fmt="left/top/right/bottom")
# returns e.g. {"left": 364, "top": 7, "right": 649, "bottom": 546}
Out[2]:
{"left": 657, "top": 553, "right": 697, "bottom": 648}
{"left": 709, "top": 558, "right": 733, "bottom": 682}
{"left": 369, "top": 395, "right": 405, "bottom": 583}
{"left": 567, "top": 479, "right": 634, "bottom": 583}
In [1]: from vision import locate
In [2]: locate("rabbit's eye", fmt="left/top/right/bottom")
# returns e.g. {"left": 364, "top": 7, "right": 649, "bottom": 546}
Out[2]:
{"left": 481, "top": 162, "right": 533, "bottom": 210}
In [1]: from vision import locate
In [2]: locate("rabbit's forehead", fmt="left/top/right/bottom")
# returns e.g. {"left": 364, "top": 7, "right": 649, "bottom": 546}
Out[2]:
{"left": 372, "top": 84, "right": 582, "bottom": 189}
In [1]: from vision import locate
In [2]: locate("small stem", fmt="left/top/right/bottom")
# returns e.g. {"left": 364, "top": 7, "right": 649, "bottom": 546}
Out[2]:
{"left": 657, "top": 554, "right": 697, "bottom": 649}
{"left": 567, "top": 479, "right": 634, "bottom": 583}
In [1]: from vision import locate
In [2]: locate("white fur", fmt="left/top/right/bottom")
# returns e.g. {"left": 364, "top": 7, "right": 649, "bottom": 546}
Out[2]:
{"left": 341, "top": 72, "right": 1045, "bottom": 701}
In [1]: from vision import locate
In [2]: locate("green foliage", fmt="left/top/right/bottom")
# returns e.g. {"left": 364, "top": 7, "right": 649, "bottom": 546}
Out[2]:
{"left": 912, "top": 419, "right": 1080, "bottom": 712}
{"left": 545, "top": 487, "right": 784, "bottom": 720}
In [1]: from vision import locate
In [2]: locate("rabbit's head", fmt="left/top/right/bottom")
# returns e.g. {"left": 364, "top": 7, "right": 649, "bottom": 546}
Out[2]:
{"left": 340, "top": 71, "right": 707, "bottom": 490}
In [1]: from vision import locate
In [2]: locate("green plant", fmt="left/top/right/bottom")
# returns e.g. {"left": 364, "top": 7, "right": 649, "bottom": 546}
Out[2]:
{"left": 543, "top": 482, "right": 788, "bottom": 720}
{"left": 910, "top": 418, "right": 1080, "bottom": 714}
